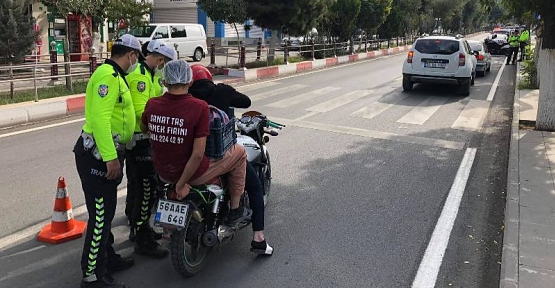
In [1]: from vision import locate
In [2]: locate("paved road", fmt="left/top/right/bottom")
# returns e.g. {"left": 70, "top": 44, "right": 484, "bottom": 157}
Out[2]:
{"left": 0, "top": 33, "right": 513, "bottom": 287}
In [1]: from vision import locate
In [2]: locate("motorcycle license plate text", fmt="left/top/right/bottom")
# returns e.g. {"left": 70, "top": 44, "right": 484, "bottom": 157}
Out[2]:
{"left": 155, "top": 200, "right": 188, "bottom": 228}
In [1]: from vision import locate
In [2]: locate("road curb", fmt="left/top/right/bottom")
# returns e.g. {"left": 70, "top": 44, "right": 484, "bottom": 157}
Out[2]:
{"left": 0, "top": 94, "right": 85, "bottom": 128}
{"left": 212, "top": 45, "right": 412, "bottom": 82}
{"left": 499, "top": 61, "right": 521, "bottom": 288}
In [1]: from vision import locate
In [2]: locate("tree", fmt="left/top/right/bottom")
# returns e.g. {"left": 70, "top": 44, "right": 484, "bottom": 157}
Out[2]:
{"left": 40, "top": 0, "right": 108, "bottom": 30}
{"left": 0, "top": 0, "right": 37, "bottom": 64}
{"left": 357, "top": 0, "right": 392, "bottom": 36}
{"left": 105, "top": 0, "right": 153, "bottom": 37}
{"left": 328, "top": 0, "right": 361, "bottom": 41}
{"left": 503, "top": 0, "right": 555, "bottom": 130}
{"left": 197, "top": 0, "right": 247, "bottom": 43}
{"left": 244, "top": 0, "right": 331, "bottom": 60}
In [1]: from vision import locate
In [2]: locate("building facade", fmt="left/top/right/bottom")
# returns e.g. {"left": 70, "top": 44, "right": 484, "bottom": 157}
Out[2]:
{"left": 152, "top": 0, "right": 270, "bottom": 44}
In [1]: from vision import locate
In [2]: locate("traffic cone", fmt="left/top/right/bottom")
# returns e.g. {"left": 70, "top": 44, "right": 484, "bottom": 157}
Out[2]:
{"left": 37, "top": 177, "right": 87, "bottom": 244}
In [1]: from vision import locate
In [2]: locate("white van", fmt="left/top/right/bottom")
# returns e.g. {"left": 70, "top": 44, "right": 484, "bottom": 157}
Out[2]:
{"left": 132, "top": 23, "right": 207, "bottom": 62}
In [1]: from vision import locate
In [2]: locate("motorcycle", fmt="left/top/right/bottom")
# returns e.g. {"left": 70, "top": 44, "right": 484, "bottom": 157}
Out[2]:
{"left": 154, "top": 111, "right": 285, "bottom": 278}
{"left": 485, "top": 35, "right": 510, "bottom": 56}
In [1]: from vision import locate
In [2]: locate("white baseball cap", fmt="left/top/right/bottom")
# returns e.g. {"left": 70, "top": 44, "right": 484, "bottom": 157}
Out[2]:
{"left": 155, "top": 45, "right": 177, "bottom": 60}
{"left": 113, "top": 34, "right": 142, "bottom": 52}
{"left": 147, "top": 39, "right": 165, "bottom": 53}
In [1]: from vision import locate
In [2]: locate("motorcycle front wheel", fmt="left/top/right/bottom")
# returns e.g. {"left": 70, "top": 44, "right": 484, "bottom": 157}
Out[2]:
{"left": 170, "top": 215, "right": 213, "bottom": 278}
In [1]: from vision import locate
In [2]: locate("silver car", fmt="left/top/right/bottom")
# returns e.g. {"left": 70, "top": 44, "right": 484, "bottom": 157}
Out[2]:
{"left": 468, "top": 40, "right": 492, "bottom": 77}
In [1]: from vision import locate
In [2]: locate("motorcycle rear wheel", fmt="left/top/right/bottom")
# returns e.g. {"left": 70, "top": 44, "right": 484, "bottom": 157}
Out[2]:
{"left": 170, "top": 216, "right": 213, "bottom": 278}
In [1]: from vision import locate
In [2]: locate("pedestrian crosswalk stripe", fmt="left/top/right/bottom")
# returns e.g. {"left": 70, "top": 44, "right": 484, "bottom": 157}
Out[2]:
{"left": 266, "top": 86, "right": 342, "bottom": 108}
{"left": 349, "top": 89, "right": 407, "bottom": 119}
{"left": 396, "top": 96, "right": 450, "bottom": 125}
{"left": 305, "top": 90, "right": 373, "bottom": 113}
{"left": 236, "top": 81, "right": 281, "bottom": 93}
{"left": 250, "top": 84, "right": 309, "bottom": 101}
{"left": 451, "top": 99, "right": 490, "bottom": 131}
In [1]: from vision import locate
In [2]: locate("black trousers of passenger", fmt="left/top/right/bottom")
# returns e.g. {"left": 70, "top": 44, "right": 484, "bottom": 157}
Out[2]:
{"left": 74, "top": 136, "right": 123, "bottom": 279}
{"left": 125, "top": 139, "right": 157, "bottom": 230}
{"left": 245, "top": 160, "right": 265, "bottom": 231}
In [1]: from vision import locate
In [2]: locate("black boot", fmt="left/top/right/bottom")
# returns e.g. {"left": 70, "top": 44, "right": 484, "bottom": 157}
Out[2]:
{"left": 107, "top": 254, "right": 134, "bottom": 274}
{"left": 81, "top": 275, "right": 126, "bottom": 288}
{"left": 134, "top": 225, "right": 169, "bottom": 258}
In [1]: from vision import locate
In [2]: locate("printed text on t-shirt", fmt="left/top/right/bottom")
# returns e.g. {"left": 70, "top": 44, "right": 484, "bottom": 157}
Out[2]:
{"left": 149, "top": 114, "right": 187, "bottom": 144}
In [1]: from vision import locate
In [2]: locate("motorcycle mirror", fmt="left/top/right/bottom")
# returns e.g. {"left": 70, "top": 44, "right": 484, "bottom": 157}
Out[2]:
{"left": 264, "top": 136, "right": 270, "bottom": 143}
{"left": 242, "top": 111, "right": 264, "bottom": 118}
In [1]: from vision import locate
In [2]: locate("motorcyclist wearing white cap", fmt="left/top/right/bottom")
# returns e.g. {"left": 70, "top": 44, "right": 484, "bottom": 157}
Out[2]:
{"left": 124, "top": 40, "right": 176, "bottom": 258}
{"left": 74, "top": 33, "right": 141, "bottom": 288}
{"left": 141, "top": 60, "right": 253, "bottom": 226}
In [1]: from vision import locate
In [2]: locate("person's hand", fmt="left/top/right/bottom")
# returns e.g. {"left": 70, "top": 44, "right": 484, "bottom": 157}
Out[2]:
{"left": 175, "top": 182, "right": 191, "bottom": 200}
{"left": 106, "top": 159, "right": 121, "bottom": 180}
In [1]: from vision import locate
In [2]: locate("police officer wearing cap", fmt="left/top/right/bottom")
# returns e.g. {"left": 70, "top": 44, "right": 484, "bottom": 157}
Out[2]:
{"left": 124, "top": 41, "right": 176, "bottom": 257}
{"left": 73, "top": 34, "right": 141, "bottom": 288}
{"left": 124, "top": 40, "right": 170, "bottom": 228}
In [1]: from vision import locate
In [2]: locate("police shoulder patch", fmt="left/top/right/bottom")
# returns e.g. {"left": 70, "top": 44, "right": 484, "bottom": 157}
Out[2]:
{"left": 137, "top": 81, "right": 146, "bottom": 92}
{"left": 98, "top": 84, "right": 109, "bottom": 97}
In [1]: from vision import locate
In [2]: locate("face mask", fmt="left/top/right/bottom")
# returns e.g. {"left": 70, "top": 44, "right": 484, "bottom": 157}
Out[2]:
{"left": 126, "top": 54, "right": 138, "bottom": 73}
{"left": 154, "top": 60, "right": 165, "bottom": 79}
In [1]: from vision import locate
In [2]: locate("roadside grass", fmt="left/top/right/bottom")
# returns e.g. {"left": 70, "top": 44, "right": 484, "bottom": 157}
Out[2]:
{"left": 0, "top": 80, "right": 87, "bottom": 105}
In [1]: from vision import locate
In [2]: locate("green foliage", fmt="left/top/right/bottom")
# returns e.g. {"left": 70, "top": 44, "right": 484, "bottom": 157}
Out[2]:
{"left": 0, "top": 0, "right": 37, "bottom": 64}
{"left": 244, "top": 0, "right": 330, "bottom": 36}
{"left": 518, "top": 60, "right": 539, "bottom": 90}
{"left": 0, "top": 80, "right": 87, "bottom": 105}
{"left": 328, "top": 0, "right": 361, "bottom": 41}
{"left": 40, "top": 0, "right": 108, "bottom": 28}
{"left": 197, "top": 0, "right": 247, "bottom": 26}
{"left": 357, "top": 0, "right": 393, "bottom": 35}
{"left": 105, "top": 0, "right": 153, "bottom": 33}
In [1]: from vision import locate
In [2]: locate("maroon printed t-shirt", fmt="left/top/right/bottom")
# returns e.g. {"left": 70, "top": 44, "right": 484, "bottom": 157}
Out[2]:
{"left": 142, "top": 93, "right": 210, "bottom": 183}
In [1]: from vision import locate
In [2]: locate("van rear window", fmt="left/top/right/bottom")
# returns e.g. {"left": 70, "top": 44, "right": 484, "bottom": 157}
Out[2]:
{"left": 415, "top": 39, "right": 460, "bottom": 55}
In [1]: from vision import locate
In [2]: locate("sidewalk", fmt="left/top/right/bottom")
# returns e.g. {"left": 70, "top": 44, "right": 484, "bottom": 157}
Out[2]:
{"left": 500, "top": 61, "right": 555, "bottom": 287}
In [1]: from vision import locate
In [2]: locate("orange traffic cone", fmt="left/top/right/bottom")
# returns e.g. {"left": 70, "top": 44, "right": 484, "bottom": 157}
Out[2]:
{"left": 37, "top": 177, "right": 87, "bottom": 244}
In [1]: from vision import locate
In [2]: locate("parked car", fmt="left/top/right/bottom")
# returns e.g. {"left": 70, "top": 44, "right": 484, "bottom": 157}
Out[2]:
{"left": 467, "top": 40, "right": 492, "bottom": 77}
{"left": 402, "top": 35, "right": 477, "bottom": 96}
{"left": 131, "top": 23, "right": 207, "bottom": 62}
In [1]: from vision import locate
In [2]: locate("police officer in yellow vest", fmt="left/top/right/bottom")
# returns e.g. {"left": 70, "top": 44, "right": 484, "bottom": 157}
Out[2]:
{"left": 519, "top": 28, "right": 530, "bottom": 62}
{"left": 73, "top": 34, "right": 141, "bottom": 288}
{"left": 124, "top": 42, "right": 176, "bottom": 258}
{"left": 507, "top": 30, "right": 520, "bottom": 65}
{"left": 124, "top": 40, "right": 170, "bottom": 227}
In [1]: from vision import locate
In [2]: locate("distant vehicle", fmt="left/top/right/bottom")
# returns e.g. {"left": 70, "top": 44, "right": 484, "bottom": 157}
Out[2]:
{"left": 402, "top": 35, "right": 477, "bottom": 96}
{"left": 131, "top": 23, "right": 207, "bottom": 62}
{"left": 467, "top": 40, "right": 492, "bottom": 77}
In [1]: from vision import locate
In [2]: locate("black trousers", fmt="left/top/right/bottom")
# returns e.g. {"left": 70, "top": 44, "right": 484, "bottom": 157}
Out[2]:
{"left": 74, "top": 136, "right": 123, "bottom": 279}
{"left": 125, "top": 139, "right": 157, "bottom": 230}
{"left": 520, "top": 42, "right": 527, "bottom": 61}
{"left": 507, "top": 47, "right": 518, "bottom": 64}
{"left": 245, "top": 160, "right": 265, "bottom": 231}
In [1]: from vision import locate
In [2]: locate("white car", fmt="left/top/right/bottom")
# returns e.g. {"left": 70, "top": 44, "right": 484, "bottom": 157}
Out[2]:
{"left": 402, "top": 36, "right": 477, "bottom": 96}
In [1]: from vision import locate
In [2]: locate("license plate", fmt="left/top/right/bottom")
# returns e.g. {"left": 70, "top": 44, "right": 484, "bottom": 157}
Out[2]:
{"left": 424, "top": 62, "right": 446, "bottom": 68}
{"left": 154, "top": 200, "right": 188, "bottom": 228}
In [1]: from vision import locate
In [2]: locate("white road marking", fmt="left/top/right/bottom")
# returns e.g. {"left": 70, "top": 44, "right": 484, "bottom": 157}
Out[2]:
{"left": 236, "top": 81, "right": 280, "bottom": 93}
{"left": 290, "top": 119, "right": 466, "bottom": 150}
{"left": 0, "top": 189, "right": 127, "bottom": 252}
{"left": 249, "top": 84, "right": 309, "bottom": 101}
{"left": 451, "top": 100, "right": 491, "bottom": 131}
{"left": 305, "top": 90, "right": 373, "bottom": 113}
{"left": 266, "top": 86, "right": 341, "bottom": 108}
{"left": 397, "top": 96, "right": 449, "bottom": 125}
{"left": 350, "top": 91, "right": 407, "bottom": 119}
{"left": 0, "top": 118, "right": 85, "bottom": 139}
{"left": 412, "top": 148, "right": 477, "bottom": 288}
{"left": 487, "top": 62, "right": 506, "bottom": 102}
{"left": 0, "top": 245, "right": 46, "bottom": 260}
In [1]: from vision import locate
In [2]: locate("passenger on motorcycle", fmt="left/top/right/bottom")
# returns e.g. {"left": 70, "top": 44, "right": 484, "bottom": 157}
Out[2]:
{"left": 141, "top": 59, "right": 252, "bottom": 226}
{"left": 189, "top": 64, "right": 274, "bottom": 255}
